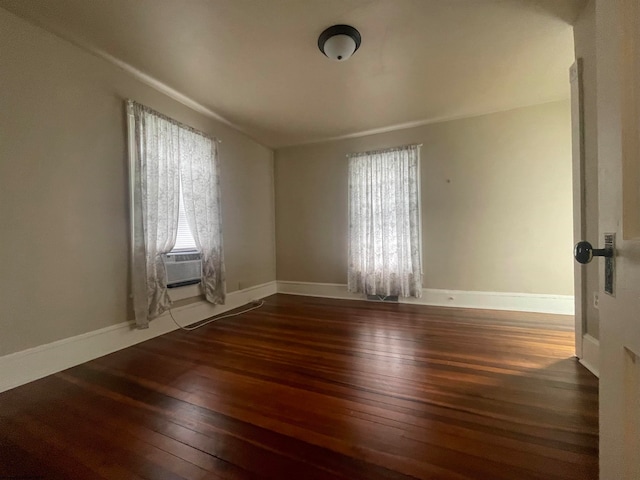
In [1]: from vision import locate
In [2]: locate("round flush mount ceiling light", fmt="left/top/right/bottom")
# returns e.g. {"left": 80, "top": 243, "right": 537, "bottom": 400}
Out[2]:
{"left": 318, "top": 25, "right": 361, "bottom": 61}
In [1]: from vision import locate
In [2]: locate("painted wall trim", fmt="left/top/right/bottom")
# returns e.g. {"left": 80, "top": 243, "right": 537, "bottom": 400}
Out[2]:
{"left": 0, "top": 281, "right": 277, "bottom": 394}
{"left": 579, "top": 333, "right": 600, "bottom": 377}
{"left": 276, "top": 281, "right": 575, "bottom": 315}
{"left": 279, "top": 98, "right": 569, "bottom": 148}
{"left": 7, "top": 10, "right": 261, "bottom": 146}
{"left": 3, "top": 9, "right": 569, "bottom": 151}
{"left": 1, "top": 280, "right": 575, "bottom": 394}
{"left": 570, "top": 58, "right": 587, "bottom": 359}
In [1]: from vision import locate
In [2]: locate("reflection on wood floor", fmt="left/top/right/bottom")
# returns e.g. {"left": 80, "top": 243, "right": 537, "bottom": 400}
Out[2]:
{"left": 0, "top": 294, "right": 598, "bottom": 480}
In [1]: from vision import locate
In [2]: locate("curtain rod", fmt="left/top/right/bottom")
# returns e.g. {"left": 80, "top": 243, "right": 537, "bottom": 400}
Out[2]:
{"left": 126, "top": 99, "right": 222, "bottom": 144}
{"left": 345, "top": 143, "right": 422, "bottom": 158}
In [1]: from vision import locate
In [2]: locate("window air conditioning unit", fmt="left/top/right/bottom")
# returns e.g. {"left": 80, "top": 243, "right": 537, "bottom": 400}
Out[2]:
{"left": 163, "top": 253, "right": 202, "bottom": 288}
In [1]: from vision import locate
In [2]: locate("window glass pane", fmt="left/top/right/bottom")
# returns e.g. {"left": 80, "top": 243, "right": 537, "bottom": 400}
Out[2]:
{"left": 172, "top": 181, "right": 198, "bottom": 252}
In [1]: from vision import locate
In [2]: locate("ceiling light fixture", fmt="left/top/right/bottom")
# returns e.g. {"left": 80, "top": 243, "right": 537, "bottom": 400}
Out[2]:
{"left": 318, "top": 25, "right": 361, "bottom": 61}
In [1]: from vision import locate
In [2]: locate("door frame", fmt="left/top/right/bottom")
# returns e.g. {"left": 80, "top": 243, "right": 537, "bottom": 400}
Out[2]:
{"left": 570, "top": 59, "right": 586, "bottom": 360}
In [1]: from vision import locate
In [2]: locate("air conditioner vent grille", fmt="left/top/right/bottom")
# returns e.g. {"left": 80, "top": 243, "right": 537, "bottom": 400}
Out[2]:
{"left": 366, "top": 295, "right": 399, "bottom": 302}
{"left": 163, "top": 254, "right": 202, "bottom": 287}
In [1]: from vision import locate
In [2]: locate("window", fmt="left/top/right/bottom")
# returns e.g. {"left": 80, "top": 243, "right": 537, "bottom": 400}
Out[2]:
{"left": 173, "top": 183, "right": 198, "bottom": 252}
{"left": 127, "top": 100, "right": 226, "bottom": 327}
{"left": 347, "top": 145, "right": 423, "bottom": 298}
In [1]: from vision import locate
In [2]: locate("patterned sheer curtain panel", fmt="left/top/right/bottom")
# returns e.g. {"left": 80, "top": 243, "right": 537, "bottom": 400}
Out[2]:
{"left": 127, "top": 100, "right": 225, "bottom": 329}
{"left": 179, "top": 129, "right": 225, "bottom": 305}
{"left": 348, "top": 145, "right": 423, "bottom": 298}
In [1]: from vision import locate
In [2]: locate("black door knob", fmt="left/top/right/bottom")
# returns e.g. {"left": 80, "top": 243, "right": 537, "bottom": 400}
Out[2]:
{"left": 574, "top": 241, "right": 613, "bottom": 264}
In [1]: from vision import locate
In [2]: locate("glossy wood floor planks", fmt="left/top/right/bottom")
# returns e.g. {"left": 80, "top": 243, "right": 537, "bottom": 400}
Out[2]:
{"left": 0, "top": 294, "right": 598, "bottom": 479}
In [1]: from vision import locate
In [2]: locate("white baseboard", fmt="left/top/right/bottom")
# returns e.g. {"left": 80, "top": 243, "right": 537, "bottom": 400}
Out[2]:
{"left": 0, "top": 281, "right": 277, "bottom": 394}
{"left": 276, "top": 281, "right": 575, "bottom": 315}
{"left": 0, "top": 279, "right": 574, "bottom": 394}
{"left": 579, "top": 333, "right": 600, "bottom": 377}
{"left": 277, "top": 281, "right": 364, "bottom": 301}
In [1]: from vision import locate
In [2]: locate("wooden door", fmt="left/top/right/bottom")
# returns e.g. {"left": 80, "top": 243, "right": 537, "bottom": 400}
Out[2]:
{"left": 595, "top": 0, "right": 640, "bottom": 478}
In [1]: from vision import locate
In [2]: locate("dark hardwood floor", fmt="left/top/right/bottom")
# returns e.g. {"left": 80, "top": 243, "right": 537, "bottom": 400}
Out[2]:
{"left": 0, "top": 294, "right": 598, "bottom": 480}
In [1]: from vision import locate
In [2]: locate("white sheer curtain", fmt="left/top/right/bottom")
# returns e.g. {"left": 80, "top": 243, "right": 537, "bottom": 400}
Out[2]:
{"left": 348, "top": 145, "right": 423, "bottom": 298}
{"left": 127, "top": 100, "right": 225, "bottom": 328}
{"left": 128, "top": 101, "right": 180, "bottom": 327}
{"left": 179, "top": 129, "right": 225, "bottom": 304}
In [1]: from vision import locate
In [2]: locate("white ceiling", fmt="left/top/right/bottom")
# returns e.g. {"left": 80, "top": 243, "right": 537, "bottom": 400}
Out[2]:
{"left": 1, "top": 0, "right": 585, "bottom": 148}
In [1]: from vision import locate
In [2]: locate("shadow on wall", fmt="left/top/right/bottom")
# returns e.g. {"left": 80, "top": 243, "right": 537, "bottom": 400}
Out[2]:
{"left": 517, "top": 0, "right": 587, "bottom": 24}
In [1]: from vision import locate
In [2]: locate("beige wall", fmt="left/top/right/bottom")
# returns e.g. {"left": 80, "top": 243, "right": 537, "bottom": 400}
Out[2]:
{"left": 573, "top": 0, "right": 599, "bottom": 338}
{"left": 275, "top": 101, "right": 574, "bottom": 296}
{"left": 0, "top": 9, "right": 276, "bottom": 356}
